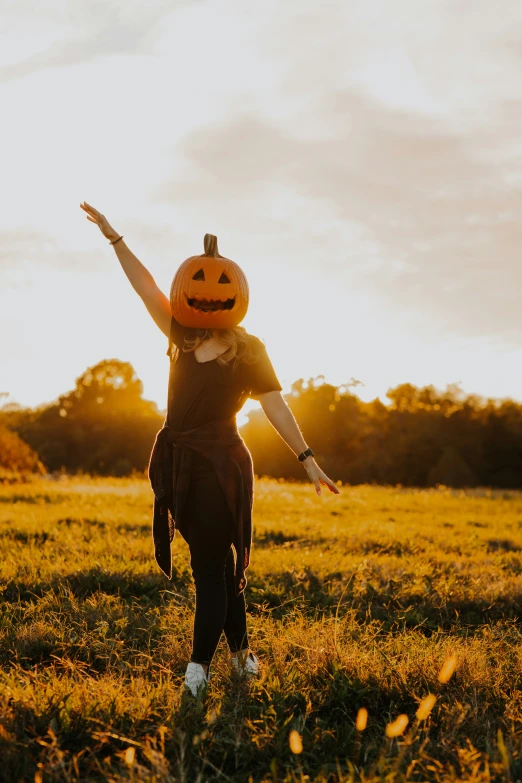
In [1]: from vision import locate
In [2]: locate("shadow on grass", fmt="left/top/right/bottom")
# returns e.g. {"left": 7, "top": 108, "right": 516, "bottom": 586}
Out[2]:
{"left": 1, "top": 565, "right": 192, "bottom": 603}
{"left": 1, "top": 659, "right": 519, "bottom": 783}
{"left": 3, "top": 557, "right": 521, "bottom": 631}
{"left": 253, "top": 530, "right": 330, "bottom": 548}
{"left": 246, "top": 567, "right": 522, "bottom": 630}
{"left": 487, "top": 538, "right": 522, "bottom": 553}
{"left": 56, "top": 517, "right": 150, "bottom": 534}
{"left": 203, "top": 665, "right": 440, "bottom": 781}
{"left": 0, "top": 493, "right": 57, "bottom": 504}
{"left": 0, "top": 529, "right": 55, "bottom": 544}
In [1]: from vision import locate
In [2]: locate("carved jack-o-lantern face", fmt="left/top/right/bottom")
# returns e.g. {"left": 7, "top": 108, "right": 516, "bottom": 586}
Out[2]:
{"left": 170, "top": 234, "right": 249, "bottom": 328}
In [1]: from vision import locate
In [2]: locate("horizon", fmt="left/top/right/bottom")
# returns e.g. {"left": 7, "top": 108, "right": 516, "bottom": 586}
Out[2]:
{"left": 2, "top": 352, "right": 519, "bottom": 434}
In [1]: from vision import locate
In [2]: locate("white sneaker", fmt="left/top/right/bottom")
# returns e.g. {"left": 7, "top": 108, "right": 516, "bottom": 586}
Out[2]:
{"left": 184, "top": 662, "right": 208, "bottom": 697}
{"left": 231, "top": 650, "right": 260, "bottom": 677}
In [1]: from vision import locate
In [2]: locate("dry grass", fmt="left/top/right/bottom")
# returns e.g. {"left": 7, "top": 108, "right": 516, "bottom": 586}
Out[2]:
{"left": 1, "top": 476, "right": 521, "bottom": 782}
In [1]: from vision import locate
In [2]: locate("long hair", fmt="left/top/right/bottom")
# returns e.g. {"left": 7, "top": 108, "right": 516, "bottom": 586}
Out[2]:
{"left": 172, "top": 325, "right": 259, "bottom": 369}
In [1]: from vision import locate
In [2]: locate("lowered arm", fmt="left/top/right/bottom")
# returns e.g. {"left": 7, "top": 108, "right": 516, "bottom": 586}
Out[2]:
{"left": 257, "top": 390, "right": 340, "bottom": 495}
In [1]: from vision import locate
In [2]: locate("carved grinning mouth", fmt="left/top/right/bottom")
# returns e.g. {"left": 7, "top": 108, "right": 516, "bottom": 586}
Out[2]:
{"left": 186, "top": 294, "right": 235, "bottom": 312}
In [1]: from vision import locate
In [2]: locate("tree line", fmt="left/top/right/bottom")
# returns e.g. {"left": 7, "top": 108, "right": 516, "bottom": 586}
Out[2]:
{"left": 2, "top": 360, "right": 521, "bottom": 488}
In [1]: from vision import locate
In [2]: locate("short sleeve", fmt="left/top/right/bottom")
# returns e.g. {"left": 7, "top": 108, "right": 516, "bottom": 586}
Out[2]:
{"left": 246, "top": 336, "right": 283, "bottom": 399}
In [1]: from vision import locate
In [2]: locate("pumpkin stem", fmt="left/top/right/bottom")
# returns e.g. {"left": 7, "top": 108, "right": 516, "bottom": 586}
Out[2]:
{"left": 203, "top": 233, "right": 220, "bottom": 257}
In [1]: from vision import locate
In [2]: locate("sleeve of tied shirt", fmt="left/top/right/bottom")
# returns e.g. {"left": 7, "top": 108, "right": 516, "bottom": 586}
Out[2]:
{"left": 247, "top": 336, "right": 283, "bottom": 399}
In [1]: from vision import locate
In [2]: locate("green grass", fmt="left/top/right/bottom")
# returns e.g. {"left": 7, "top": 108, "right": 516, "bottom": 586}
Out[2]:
{"left": 1, "top": 476, "right": 521, "bottom": 782}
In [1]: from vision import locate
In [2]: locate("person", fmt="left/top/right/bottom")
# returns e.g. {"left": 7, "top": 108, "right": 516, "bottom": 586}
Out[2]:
{"left": 80, "top": 200, "right": 340, "bottom": 697}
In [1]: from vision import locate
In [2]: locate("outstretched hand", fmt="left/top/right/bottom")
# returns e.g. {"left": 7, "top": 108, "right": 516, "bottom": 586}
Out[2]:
{"left": 302, "top": 458, "right": 341, "bottom": 495}
{"left": 80, "top": 201, "right": 118, "bottom": 241}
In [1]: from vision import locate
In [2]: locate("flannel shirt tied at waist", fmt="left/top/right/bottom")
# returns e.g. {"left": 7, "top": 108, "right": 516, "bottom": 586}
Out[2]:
{"left": 147, "top": 417, "right": 254, "bottom": 596}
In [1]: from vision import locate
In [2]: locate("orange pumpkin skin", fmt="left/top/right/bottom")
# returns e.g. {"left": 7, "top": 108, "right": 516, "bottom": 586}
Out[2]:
{"left": 170, "top": 234, "right": 249, "bottom": 329}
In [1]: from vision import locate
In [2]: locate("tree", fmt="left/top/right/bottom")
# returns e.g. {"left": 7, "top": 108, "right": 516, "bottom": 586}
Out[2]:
{"left": 4, "top": 364, "right": 522, "bottom": 487}
{"left": 241, "top": 377, "right": 522, "bottom": 488}
{"left": 0, "top": 425, "right": 46, "bottom": 475}
{"left": 15, "top": 359, "right": 163, "bottom": 475}
{"left": 427, "top": 445, "right": 478, "bottom": 488}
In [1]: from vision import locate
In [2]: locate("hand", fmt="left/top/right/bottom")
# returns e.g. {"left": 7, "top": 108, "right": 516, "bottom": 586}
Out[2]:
{"left": 80, "top": 201, "right": 118, "bottom": 241}
{"left": 302, "top": 457, "right": 341, "bottom": 495}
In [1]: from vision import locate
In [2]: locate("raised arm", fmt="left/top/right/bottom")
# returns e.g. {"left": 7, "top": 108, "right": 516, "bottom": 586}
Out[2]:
{"left": 80, "top": 201, "right": 171, "bottom": 337}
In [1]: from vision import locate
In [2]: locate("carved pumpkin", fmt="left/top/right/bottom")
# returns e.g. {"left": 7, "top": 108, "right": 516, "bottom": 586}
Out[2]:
{"left": 170, "top": 234, "right": 249, "bottom": 329}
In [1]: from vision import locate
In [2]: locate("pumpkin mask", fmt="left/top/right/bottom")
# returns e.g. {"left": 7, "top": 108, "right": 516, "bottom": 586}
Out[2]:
{"left": 170, "top": 234, "right": 249, "bottom": 329}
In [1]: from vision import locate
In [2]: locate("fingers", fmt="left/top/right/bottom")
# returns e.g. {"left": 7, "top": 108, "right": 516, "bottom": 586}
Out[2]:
{"left": 81, "top": 201, "right": 103, "bottom": 227}
{"left": 322, "top": 478, "right": 341, "bottom": 494}
{"left": 308, "top": 467, "right": 341, "bottom": 496}
{"left": 316, "top": 476, "right": 341, "bottom": 495}
{"left": 80, "top": 202, "right": 100, "bottom": 219}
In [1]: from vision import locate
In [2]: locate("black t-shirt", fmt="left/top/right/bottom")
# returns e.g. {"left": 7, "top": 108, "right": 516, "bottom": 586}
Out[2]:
{"left": 166, "top": 316, "right": 282, "bottom": 431}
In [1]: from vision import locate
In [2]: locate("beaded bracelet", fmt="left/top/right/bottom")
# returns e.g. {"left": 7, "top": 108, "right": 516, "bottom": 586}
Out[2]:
{"left": 109, "top": 235, "right": 124, "bottom": 246}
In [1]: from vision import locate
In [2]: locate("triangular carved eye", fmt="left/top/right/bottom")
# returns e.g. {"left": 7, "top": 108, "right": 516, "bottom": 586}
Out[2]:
{"left": 192, "top": 268, "right": 205, "bottom": 281}
{"left": 218, "top": 272, "right": 230, "bottom": 284}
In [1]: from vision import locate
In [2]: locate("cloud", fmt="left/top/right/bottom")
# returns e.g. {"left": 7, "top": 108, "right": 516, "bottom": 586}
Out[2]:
{"left": 0, "top": 0, "right": 192, "bottom": 83}
{"left": 152, "top": 79, "right": 522, "bottom": 341}
{"left": 0, "top": 228, "right": 108, "bottom": 275}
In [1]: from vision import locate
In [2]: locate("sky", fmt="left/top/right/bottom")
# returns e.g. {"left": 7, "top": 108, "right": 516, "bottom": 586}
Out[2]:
{"left": 2, "top": 0, "right": 522, "bottom": 427}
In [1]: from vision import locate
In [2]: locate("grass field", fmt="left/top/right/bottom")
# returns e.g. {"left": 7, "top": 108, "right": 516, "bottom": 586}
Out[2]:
{"left": 0, "top": 476, "right": 521, "bottom": 782}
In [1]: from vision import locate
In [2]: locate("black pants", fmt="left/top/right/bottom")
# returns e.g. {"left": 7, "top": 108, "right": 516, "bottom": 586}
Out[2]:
{"left": 178, "top": 448, "right": 249, "bottom": 669}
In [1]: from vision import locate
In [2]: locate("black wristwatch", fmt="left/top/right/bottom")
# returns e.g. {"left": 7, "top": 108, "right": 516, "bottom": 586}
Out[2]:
{"left": 297, "top": 447, "right": 315, "bottom": 462}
